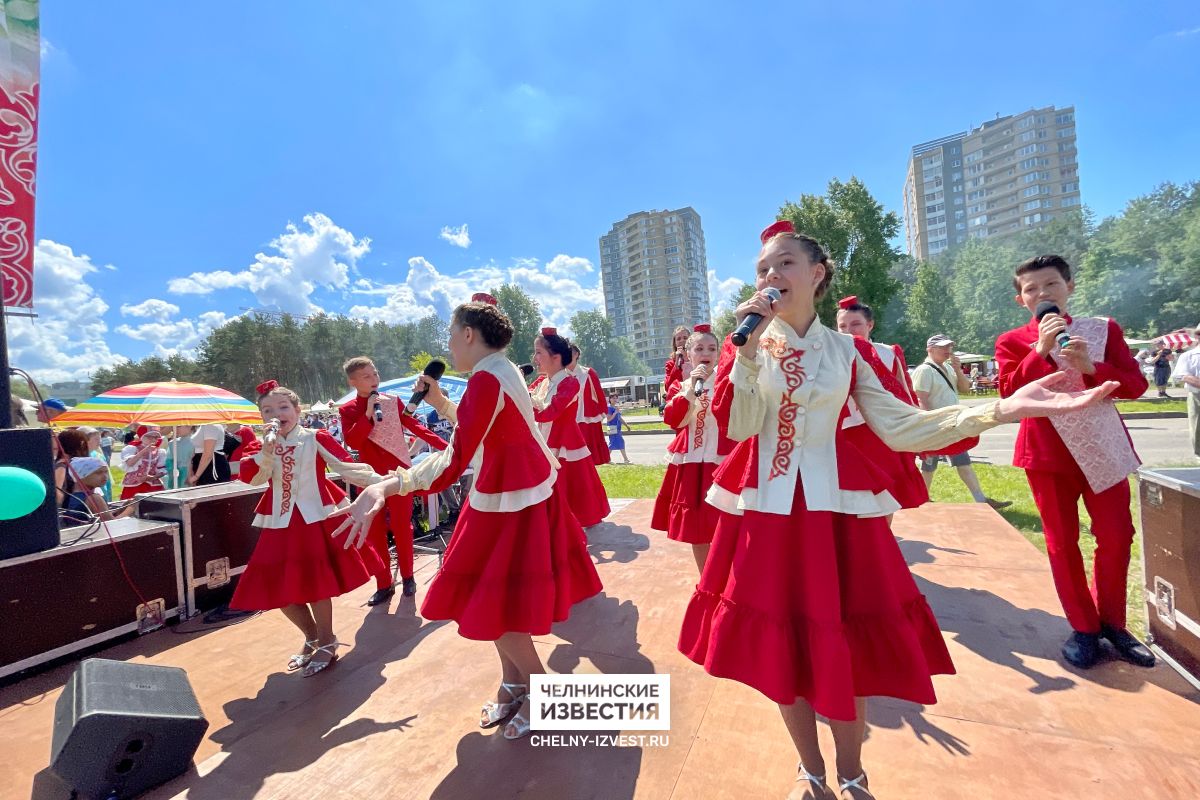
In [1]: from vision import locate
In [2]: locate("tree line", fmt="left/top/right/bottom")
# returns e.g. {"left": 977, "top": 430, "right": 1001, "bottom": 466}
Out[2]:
{"left": 89, "top": 284, "right": 649, "bottom": 402}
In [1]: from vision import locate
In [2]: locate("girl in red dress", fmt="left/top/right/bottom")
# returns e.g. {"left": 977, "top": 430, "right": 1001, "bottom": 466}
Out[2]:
{"left": 230, "top": 381, "right": 385, "bottom": 678}
{"left": 679, "top": 220, "right": 1121, "bottom": 798}
{"left": 663, "top": 324, "right": 690, "bottom": 399}
{"left": 570, "top": 344, "right": 612, "bottom": 466}
{"left": 531, "top": 328, "right": 611, "bottom": 528}
{"left": 835, "top": 295, "right": 928, "bottom": 515}
{"left": 334, "top": 295, "right": 603, "bottom": 740}
{"left": 651, "top": 324, "right": 733, "bottom": 573}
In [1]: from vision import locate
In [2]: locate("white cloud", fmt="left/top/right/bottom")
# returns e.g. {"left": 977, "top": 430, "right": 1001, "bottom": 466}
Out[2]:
{"left": 708, "top": 270, "right": 745, "bottom": 314}
{"left": 1169, "top": 26, "right": 1200, "bottom": 38}
{"left": 115, "top": 310, "right": 230, "bottom": 358}
{"left": 6, "top": 241, "right": 127, "bottom": 383}
{"left": 439, "top": 224, "right": 471, "bottom": 248}
{"left": 120, "top": 298, "right": 181, "bottom": 321}
{"left": 167, "top": 212, "right": 370, "bottom": 314}
{"left": 349, "top": 254, "right": 603, "bottom": 334}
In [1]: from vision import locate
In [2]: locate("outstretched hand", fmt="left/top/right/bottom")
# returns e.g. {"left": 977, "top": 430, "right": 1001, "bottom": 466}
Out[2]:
{"left": 996, "top": 372, "right": 1119, "bottom": 423}
{"left": 330, "top": 483, "right": 388, "bottom": 550}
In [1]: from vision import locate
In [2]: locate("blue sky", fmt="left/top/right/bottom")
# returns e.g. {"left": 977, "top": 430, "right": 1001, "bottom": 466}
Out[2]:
{"left": 12, "top": 1, "right": 1200, "bottom": 383}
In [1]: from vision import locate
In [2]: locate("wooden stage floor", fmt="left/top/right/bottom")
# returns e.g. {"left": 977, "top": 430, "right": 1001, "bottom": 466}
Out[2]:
{"left": 3, "top": 501, "right": 1199, "bottom": 800}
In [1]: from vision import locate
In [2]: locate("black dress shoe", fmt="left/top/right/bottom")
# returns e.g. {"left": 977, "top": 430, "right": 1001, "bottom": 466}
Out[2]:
{"left": 1062, "top": 631, "right": 1101, "bottom": 668}
{"left": 1101, "top": 625, "right": 1156, "bottom": 667}
{"left": 366, "top": 586, "right": 396, "bottom": 606}
{"left": 402, "top": 576, "right": 418, "bottom": 597}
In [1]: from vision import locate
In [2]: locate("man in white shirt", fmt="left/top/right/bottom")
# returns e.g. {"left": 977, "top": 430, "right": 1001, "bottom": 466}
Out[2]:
{"left": 1170, "top": 325, "right": 1200, "bottom": 458}
{"left": 912, "top": 333, "right": 1011, "bottom": 510}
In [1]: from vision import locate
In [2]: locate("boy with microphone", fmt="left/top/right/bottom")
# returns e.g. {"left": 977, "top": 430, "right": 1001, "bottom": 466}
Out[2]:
{"left": 995, "top": 254, "right": 1153, "bottom": 670}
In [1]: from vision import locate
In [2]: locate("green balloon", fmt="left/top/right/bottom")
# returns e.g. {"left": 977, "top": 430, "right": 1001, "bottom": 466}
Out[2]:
{"left": 0, "top": 466, "right": 47, "bottom": 520}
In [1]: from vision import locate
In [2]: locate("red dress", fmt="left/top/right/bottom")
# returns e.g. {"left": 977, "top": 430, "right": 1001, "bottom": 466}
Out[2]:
{"left": 678, "top": 320, "right": 961, "bottom": 722}
{"left": 840, "top": 340, "right": 928, "bottom": 510}
{"left": 404, "top": 354, "right": 603, "bottom": 640}
{"left": 534, "top": 370, "right": 611, "bottom": 528}
{"left": 579, "top": 366, "right": 612, "bottom": 466}
{"left": 230, "top": 428, "right": 383, "bottom": 611}
{"left": 651, "top": 358, "right": 736, "bottom": 544}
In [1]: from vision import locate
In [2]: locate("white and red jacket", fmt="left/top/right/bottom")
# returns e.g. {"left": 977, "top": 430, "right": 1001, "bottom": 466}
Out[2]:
{"left": 663, "top": 373, "right": 735, "bottom": 466}
{"left": 241, "top": 427, "right": 380, "bottom": 528}
{"left": 708, "top": 317, "right": 1000, "bottom": 518}
{"left": 531, "top": 369, "right": 590, "bottom": 463}
{"left": 842, "top": 340, "right": 916, "bottom": 428}
{"left": 573, "top": 365, "right": 608, "bottom": 425}
{"left": 391, "top": 352, "right": 559, "bottom": 512}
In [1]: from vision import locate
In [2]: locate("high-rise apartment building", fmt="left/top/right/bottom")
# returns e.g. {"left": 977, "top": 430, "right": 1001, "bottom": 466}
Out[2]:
{"left": 904, "top": 105, "right": 1079, "bottom": 261}
{"left": 598, "top": 207, "right": 711, "bottom": 369}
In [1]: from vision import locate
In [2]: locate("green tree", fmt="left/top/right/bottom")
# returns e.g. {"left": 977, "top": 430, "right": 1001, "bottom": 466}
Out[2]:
{"left": 895, "top": 261, "right": 963, "bottom": 357}
{"left": 944, "top": 239, "right": 1027, "bottom": 354}
{"left": 777, "top": 176, "right": 903, "bottom": 324}
{"left": 491, "top": 284, "right": 542, "bottom": 362}
{"left": 409, "top": 351, "right": 435, "bottom": 374}
{"left": 568, "top": 309, "right": 649, "bottom": 377}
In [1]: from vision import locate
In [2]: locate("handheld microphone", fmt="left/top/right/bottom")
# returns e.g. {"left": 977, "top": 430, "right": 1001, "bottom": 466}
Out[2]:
{"left": 519, "top": 363, "right": 535, "bottom": 378}
{"left": 406, "top": 360, "right": 447, "bottom": 413}
{"left": 1034, "top": 301, "right": 1071, "bottom": 350}
{"left": 370, "top": 389, "right": 384, "bottom": 422}
{"left": 265, "top": 418, "right": 280, "bottom": 440}
{"left": 730, "top": 287, "right": 782, "bottom": 347}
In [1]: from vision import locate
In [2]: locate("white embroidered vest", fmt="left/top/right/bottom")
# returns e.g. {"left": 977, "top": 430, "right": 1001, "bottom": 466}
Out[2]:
{"left": 1048, "top": 316, "right": 1140, "bottom": 493}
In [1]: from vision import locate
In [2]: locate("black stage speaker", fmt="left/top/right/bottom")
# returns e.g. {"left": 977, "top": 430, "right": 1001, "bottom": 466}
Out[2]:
{"left": 50, "top": 659, "right": 209, "bottom": 799}
{"left": 0, "top": 427, "right": 60, "bottom": 559}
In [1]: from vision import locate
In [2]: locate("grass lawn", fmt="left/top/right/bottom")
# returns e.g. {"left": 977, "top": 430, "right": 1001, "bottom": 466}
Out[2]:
{"left": 623, "top": 406, "right": 661, "bottom": 417}
{"left": 597, "top": 461, "right": 1147, "bottom": 638}
{"left": 627, "top": 420, "right": 670, "bottom": 431}
{"left": 1113, "top": 399, "right": 1186, "bottom": 414}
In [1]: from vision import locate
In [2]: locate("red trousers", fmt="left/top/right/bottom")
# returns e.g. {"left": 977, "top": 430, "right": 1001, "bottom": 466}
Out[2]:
{"left": 1025, "top": 465, "right": 1134, "bottom": 633}
{"left": 365, "top": 493, "right": 415, "bottom": 587}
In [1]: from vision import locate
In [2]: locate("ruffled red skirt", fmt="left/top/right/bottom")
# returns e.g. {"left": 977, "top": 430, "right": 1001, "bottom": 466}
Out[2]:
{"left": 652, "top": 460, "right": 721, "bottom": 544}
{"left": 231, "top": 514, "right": 381, "bottom": 610}
{"left": 420, "top": 489, "right": 603, "bottom": 640}
{"left": 556, "top": 455, "right": 611, "bottom": 528}
{"left": 677, "top": 481, "right": 954, "bottom": 721}
{"left": 583, "top": 422, "right": 612, "bottom": 466}
{"left": 841, "top": 423, "right": 928, "bottom": 509}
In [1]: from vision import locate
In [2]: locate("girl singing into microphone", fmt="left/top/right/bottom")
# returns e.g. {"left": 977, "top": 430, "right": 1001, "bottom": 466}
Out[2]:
{"left": 230, "top": 381, "right": 385, "bottom": 677}
{"left": 333, "top": 295, "right": 602, "bottom": 740}
{"left": 651, "top": 324, "right": 733, "bottom": 572}
{"left": 679, "top": 220, "right": 1122, "bottom": 798}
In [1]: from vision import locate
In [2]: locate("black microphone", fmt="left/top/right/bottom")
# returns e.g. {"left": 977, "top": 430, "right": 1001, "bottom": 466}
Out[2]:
{"left": 1034, "top": 301, "right": 1071, "bottom": 349}
{"left": 519, "top": 363, "right": 535, "bottom": 377}
{"left": 406, "top": 360, "right": 447, "bottom": 413}
{"left": 730, "top": 287, "right": 781, "bottom": 347}
{"left": 370, "top": 389, "right": 384, "bottom": 422}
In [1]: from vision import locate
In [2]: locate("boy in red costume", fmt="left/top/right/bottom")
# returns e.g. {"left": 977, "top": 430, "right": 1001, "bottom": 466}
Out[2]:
{"left": 995, "top": 254, "right": 1154, "bottom": 670}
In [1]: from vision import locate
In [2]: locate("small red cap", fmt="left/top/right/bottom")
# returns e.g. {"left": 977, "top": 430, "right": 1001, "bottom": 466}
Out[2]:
{"left": 759, "top": 219, "right": 796, "bottom": 243}
{"left": 540, "top": 327, "right": 558, "bottom": 337}
{"left": 256, "top": 379, "right": 279, "bottom": 396}
{"left": 693, "top": 323, "right": 712, "bottom": 334}
{"left": 471, "top": 292, "right": 498, "bottom": 306}
{"left": 837, "top": 295, "right": 859, "bottom": 310}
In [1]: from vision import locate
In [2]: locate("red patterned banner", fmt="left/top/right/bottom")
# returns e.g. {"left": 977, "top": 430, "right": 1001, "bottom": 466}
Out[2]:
{"left": 0, "top": 1, "right": 40, "bottom": 309}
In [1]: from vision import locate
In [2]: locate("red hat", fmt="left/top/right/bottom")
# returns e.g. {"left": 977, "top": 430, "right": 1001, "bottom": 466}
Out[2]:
{"left": 693, "top": 323, "right": 712, "bottom": 334}
{"left": 837, "top": 295, "right": 859, "bottom": 310}
{"left": 540, "top": 326, "right": 558, "bottom": 337}
{"left": 135, "top": 425, "right": 149, "bottom": 438}
{"left": 256, "top": 379, "right": 279, "bottom": 396}
{"left": 760, "top": 219, "right": 795, "bottom": 243}
{"left": 471, "top": 292, "right": 498, "bottom": 306}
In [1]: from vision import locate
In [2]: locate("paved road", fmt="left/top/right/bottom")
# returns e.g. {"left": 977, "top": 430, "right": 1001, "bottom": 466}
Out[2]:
{"left": 619, "top": 416, "right": 1197, "bottom": 469}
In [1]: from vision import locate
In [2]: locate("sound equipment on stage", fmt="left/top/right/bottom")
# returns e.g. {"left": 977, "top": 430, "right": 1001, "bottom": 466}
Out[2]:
{"left": 1138, "top": 467, "right": 1200, "bottom": 689}
{"left": 0, "top": 427, "right": 60, "bottom": 560}
{"left": 137, "top": 483, "right": 265, "bottom": 616}
{"left": 50, "top": 658, "right": 208, "bottom": 799}
{"left": 1, "top": 518, "right": 183, "bottom": 680}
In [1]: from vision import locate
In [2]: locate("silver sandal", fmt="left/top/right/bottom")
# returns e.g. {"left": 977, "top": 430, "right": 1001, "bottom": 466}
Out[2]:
{"left": 796, "top": 763, "right": 830, "bottom": 796}
{"left": 837, "top": 772, "right": 874, "bottom": 799}
{"left": 302, "top": 641, "right": 345, "bottom": 677}
{"left": 480, "top": 682, "right": 527, "bottom": 729}
{"left": 287, "top": 639, "right": 319, "bottom": 672}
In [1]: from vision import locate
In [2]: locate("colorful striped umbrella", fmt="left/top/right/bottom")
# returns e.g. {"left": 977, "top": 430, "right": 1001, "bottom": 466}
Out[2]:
{"left": 50, "top": 381, "right": 262, "bottom": 428}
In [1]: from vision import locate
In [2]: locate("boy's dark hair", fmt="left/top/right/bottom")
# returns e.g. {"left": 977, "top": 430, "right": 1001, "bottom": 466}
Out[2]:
{"left": 1013, "top": 254, "right": 1071, "bottom": 291}
{"left": 452, "top": 301, "right": 514, "bottom": 349}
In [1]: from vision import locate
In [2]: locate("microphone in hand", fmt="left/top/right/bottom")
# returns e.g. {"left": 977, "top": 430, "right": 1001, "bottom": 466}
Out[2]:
{"left": 406, "top": 360, "right": 447, "bottom": 413}
{"left": 731, "top": 287, "right": 782, "bottom": 347}
{"left": 264, "top": 418, "right": 280, "bottom": 444}
{"left": 1034, "top": 301, "right": 1071, "bottom": 350}
{"left": 370, "top": 389, "right": 384, "bottom": 422}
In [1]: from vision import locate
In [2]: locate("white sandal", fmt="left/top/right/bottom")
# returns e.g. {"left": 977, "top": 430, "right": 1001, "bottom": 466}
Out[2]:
{"left": 502, "top": 711, "right": 530, "bottom": 740}
{"left": 287, "top": 639, "right": 319, "bottom": 672}
{"left": 796, "top": 763, "right": 829, "bottom": 796}
{"left": 302, "top": 641, "right": 345, "bottom": 678}
{"left": 480, "top": 682, "right": 527, "bottom": 729}
{"left": 838, "top": 772, "right": 874, "bottom": 799}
